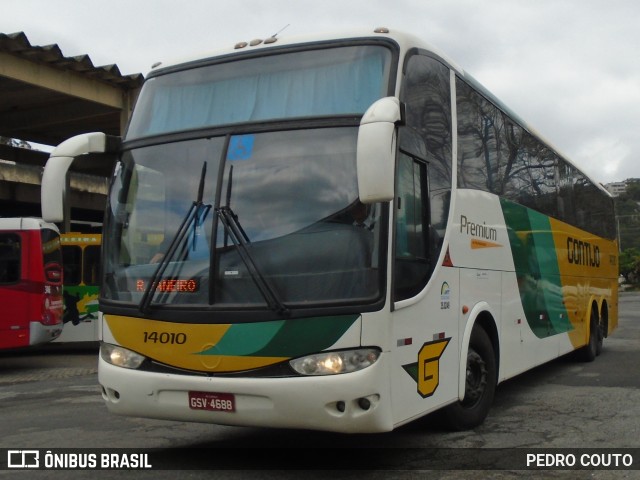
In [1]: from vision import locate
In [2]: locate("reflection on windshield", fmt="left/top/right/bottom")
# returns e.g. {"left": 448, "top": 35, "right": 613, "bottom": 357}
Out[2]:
{"left": 139, "top": 162, "right": 212, "bottom": 313}
{"left": 102, "top": 128, "right": 383, "bottom": 312}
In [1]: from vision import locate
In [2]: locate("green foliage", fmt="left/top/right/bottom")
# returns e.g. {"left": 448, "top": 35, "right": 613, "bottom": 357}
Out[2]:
{"left": 611, "top": 180, "right": 640, "bottom": 283}
{"left": 614, "top": 179, "right": 640, "bottom": 251}
{"left": 624, "top": 179, "right": 640, "bottom": 202}
{"left": 619, "top": 248, "right": 640, "bottom": 279}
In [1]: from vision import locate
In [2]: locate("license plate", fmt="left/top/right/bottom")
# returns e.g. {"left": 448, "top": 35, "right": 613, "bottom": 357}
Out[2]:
{"left": 188, "top": 391, "right": 235, "bottom": 412}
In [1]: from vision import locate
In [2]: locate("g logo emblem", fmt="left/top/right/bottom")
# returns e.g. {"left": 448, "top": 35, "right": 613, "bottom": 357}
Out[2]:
{"left": 418, "top": 338, "right": 450, "bottom": 398}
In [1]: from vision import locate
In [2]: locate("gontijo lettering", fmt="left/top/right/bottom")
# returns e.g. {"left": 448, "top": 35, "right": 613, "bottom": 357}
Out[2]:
{"left": 567, "top": 237, "right": 601, "bottom": 268}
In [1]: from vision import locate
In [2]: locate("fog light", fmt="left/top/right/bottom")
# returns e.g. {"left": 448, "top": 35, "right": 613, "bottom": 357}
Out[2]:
{"left": 358, "top": 397, "right": 371, "bottom": 410}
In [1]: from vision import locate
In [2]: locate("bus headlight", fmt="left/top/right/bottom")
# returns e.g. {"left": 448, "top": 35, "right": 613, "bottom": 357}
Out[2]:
{"left": 101, "top": 343, "right": 145, "bottom": 369}
{"left": 289, "top": 348, "right": 380, "bottom": 376}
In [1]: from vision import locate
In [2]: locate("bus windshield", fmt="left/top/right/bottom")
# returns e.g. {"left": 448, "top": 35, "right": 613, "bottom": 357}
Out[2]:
{"left": 126, "top": 45, "right": 392, "bottom": 139}
{"left": 103, "top": 127, "right": 385, "bottom": 312}
{"left": 102, "top": 44, "right": 394, "bottom": 315}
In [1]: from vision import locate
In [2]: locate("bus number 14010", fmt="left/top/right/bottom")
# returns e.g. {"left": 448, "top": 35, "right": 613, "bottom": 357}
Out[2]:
{"left": 143, "top": 331, "right": 187, "bottom": 344}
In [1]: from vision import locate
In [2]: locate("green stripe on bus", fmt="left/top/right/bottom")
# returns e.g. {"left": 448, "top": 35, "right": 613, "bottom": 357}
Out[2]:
{"left": 198, "top": 314, "right": 359, "bottom": 357}
{"left": 500, "top": 199, "right": 573, "bottom": 337}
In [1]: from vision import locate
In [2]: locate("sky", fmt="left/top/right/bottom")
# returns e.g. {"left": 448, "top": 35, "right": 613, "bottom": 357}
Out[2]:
{"left": 2, "top": 0, "right": 638, "bottom": 184}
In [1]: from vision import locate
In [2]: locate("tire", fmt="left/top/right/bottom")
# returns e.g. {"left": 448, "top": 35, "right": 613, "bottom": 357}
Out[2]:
{"left": 595, "top": 314, "right": 604, "bottom": 357}
{"left": 442, "top": 326, "right": 497, "bottom": 431}
{"left": 579, "top": 307, "right": 600, "bottom": 362}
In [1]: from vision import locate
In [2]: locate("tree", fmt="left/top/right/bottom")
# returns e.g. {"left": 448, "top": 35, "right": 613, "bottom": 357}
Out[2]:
{"left": 619, "top": 248, "right": 640, "bottom": 283}
{"left": 623, "top": 178, "right": 640, "bottom": 202}
{"left": 614, "top": 181, "right": 640, "bottom": 251}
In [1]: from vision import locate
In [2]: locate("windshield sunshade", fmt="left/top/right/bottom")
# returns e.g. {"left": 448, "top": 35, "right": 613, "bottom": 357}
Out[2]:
{"left": 127, "top": 45, "right": 391, "bottom": 138}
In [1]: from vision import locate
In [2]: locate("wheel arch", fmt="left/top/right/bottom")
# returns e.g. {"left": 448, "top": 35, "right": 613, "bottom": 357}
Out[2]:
{"left": 458, "top": 303, "right": 500, "bottom": 401}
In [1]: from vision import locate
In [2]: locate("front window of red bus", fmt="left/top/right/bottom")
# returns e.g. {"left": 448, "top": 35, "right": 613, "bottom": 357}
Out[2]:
{"left": 101, "top": 43, "right": 395, "bottom": 320}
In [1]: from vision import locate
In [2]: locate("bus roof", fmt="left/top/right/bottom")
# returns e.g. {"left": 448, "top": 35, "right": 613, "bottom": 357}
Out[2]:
{"left": 147, "top": 27, "right": 610, "bottom": 198}
{"left": 148, "top": 27, "right": 460, "bottom": 75}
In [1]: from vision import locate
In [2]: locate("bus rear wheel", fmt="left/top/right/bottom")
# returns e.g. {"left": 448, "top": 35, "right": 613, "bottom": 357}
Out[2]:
{"left": 442, "top": 326, "right": 496, "bottom": 431}
{"left": 579, "top": 307, "right": 601, "bottom": 362}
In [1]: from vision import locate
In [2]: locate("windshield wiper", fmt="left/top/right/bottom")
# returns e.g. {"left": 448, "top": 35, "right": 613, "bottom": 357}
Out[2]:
{"left": 216, "top": 205, "right": 289, "bottom": 316}
{"left": 216, "top": 164, "right": 288, "bottom": 316}
{"left": 222, "top": 165, "right": 249, "bottom": 247}
{"left": 139, "top": 162, "right": 211, "bottom": 313}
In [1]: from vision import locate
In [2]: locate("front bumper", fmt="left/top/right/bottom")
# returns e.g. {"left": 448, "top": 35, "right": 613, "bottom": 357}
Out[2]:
{"left": 98, "top": 351, "right": 393, "bottom": 433}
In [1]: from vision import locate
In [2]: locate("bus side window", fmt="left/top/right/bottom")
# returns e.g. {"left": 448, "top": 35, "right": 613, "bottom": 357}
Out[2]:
{"left": 0, "top": 234, "right": 21, "bottom": 284}
{"left": 83, "top": 245, "right": 101, "bottom": 286}
{"left": 62, "top": 245, "right": 82, "bottom": 286}
{"left": 401, "top": 53, "right": 452, "bottom": 279}
{"left": 395, "top": 153, "right": 431, "bottom": 301}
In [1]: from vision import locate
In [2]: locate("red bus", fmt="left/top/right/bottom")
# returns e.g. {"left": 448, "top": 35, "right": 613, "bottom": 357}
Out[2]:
{"left": 0, "top": 218, "right": 64, "bottom": 349}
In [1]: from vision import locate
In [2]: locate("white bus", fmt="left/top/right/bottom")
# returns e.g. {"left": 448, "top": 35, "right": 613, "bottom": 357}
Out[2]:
{"left": 42, "top": 28, "right": 617, "bottom": 433}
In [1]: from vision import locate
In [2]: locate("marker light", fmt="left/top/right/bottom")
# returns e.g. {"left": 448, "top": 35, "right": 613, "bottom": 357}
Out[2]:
{"left": 101, "top": 343, "right": 145, "bottom": 369}
{"left": 289, "top": 348, "right": 380, "bottom": 376}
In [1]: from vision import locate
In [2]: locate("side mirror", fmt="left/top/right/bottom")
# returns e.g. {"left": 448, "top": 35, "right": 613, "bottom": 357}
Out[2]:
{"left": 356, "top": 97, "right": 401, "bottom": 204}
{"left": 41, "top": 132, "right": 120, "bottom": 226}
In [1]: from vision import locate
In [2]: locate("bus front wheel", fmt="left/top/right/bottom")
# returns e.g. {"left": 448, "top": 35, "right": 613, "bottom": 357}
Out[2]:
{"left": 442, "top": 326, "right": 497, "bottom": 431}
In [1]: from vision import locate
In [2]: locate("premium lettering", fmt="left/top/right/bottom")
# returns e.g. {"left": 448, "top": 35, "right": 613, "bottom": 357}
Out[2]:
{"left": 460, "top": 215, "right": 497, "bottom": 241}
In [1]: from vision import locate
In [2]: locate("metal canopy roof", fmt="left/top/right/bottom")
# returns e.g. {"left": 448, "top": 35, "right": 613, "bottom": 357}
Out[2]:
{"left": 0, "top": 31, "right": 143, "bottom": 150}
{"left": 0, "top": 31, "right": 143, "bottom": 225}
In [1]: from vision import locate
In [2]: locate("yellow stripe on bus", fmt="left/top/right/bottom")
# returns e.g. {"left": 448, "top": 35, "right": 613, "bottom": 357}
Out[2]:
{"left": 548, "top": 218, "right": 618, "bottom": 348}
{"left": 105, "top": 315, "right": 289, "bottom": 372}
